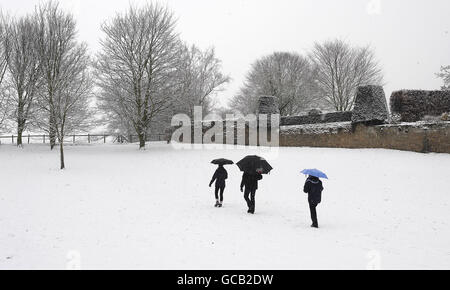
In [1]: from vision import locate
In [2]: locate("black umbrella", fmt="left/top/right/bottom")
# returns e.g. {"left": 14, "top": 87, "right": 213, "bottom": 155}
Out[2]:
{"left": 211, "top": 158, "right": 234, "bottom": 166}
{"left": 236, "top": 155, "right": 273, "bottom": 174}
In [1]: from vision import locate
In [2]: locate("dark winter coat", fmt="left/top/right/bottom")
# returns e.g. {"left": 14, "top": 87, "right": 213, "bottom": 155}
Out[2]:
{"left": 210, "top": 166, "right": 228, "bottom": 188}
{"left": 303, "top": 176, "right": 324, "bottom": 204}
{"left": 240, "top": 172, "right": 263, "bottom": 191}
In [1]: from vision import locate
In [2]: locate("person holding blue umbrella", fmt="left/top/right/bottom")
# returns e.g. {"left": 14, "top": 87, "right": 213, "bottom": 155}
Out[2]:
{"left": 301, "top": 169, "right": 327, "bottom": 228}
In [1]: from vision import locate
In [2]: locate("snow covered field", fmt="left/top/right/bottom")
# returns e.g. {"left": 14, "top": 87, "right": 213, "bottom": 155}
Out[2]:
{"left": 0, "top": 143, "right": 449, "bottom": 270}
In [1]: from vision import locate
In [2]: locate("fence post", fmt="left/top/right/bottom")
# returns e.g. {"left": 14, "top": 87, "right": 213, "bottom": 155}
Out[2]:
{"left": 43, "top": 135, "right": 45, "bottom": 144}
{"left": 28, "top": 134, "right": 30, "bottom": 144}
{"left": 88, "top": 134, "right": 90, "bottom": 143}
{"left": 73, "top": 135, "right": 75, "bottom": 144}
{"left": 12, "top": 135, "right": 14, "bottom": 144}
{"left": 129, "top": 134, "right": 132, "bottom": 143}
{"left": 104, "top": 134, "right": 106, "bottom": 144}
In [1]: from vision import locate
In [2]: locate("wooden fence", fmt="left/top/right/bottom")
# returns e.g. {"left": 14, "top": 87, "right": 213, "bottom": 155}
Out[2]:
{"left": 0, "top": 133, "right": 167, "bottom": 145}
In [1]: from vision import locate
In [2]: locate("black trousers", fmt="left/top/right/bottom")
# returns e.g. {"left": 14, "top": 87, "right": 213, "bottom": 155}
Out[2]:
{"left": 309, "top": 202, "right": 318, "bottom": 226}
{"left": 215, "top": 186, "right": 225, "bottom": 202}
{"left": 244, "top": 188, "right": 256, "bottom": 212}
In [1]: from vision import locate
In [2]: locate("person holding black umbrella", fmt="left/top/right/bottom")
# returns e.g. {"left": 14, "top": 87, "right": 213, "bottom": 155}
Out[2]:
{"left": 240, "top": 170, "right": 263, "bottom": 214}
{"left": 209, "top": 159, "right": 233, "bottom": 208}
{"left": 237, "top": 156, "right": 273, "bottom": 214}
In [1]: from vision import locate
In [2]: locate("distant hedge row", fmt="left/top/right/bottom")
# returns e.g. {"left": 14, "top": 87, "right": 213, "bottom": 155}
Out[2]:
{"left": 280, "top": 111, "right": 352, "bottom": 126}
{"left": 390, "top": 90, "right": 450, "bottom": 122}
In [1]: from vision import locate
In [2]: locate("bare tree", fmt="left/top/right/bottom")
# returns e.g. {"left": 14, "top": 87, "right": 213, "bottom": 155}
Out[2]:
{"left": 3, "top": 14, "right": 41, "bottom": 147}
{"left": 310, "top": 39, "right": 384, "bottom": 112}
{"left": 437, "top": 66, "right": 450, "bottom": 90}
{"left": 0, "top": 18, "right": 9, "bottom": 131}
{"left": 33, "top": 1, "right": 93, "bottom": 169}
{"left": 95, "top": 3, "right": 180, "bottom": 149}
{"left": 229, "top": 88, "right": 261, "bottom": 116}
{"left": 34, "top": 1, "right": 78, "bottom": 150}
{"left": 230, "top": 52, "right": 319, "bottom": 116}
{"left": 51, "top": 48, "right": 92, "bottom": 169}
{"left": 174, "top": 44, "right": 230, "bottom": 117}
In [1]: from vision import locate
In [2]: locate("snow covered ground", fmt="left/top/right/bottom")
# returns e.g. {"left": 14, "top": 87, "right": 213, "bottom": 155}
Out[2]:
{"left": 0, "top": 143, "right": 449, "bottom": 270}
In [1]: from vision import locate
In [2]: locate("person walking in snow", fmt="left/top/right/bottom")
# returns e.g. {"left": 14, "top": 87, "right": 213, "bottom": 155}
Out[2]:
{"left": 303, "top": 175, "right": 324, "bottom": 228}
{"left": 209, "top": 165, "right": 228, "bottom": 207}
{"left": 240, "top": 170, "right": 263, "bottom": 214}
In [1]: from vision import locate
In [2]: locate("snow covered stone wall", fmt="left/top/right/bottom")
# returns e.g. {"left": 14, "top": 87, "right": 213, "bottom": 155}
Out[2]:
{"left": 391, "top": 90, "right": 450, "bottom": 122}
{"left": 170, "top": 92, "right": 450, "bottom": 153}
{"left": 277, "top": 87, "right": 450, "bottom": 153}
{"left": 280, "top": 122, "right": 450, "bottom": 153}
{"left": 281, "top": 111, "right": 352, "bottom": 126}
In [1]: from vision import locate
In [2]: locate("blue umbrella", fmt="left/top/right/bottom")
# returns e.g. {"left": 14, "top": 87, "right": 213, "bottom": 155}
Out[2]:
{"left": 301, "top": 169, "right": 328, "bottom": 179}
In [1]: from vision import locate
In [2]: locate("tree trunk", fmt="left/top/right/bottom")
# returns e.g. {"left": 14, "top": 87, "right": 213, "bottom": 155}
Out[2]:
{"left": 17, "top": 121, "right": 24, "bottom": 147}
{"left": 17, "top": 105, "right": 25, "bottom": 147}
{"left": 49, "top": 113, "right": 56, "bottom": 150}
{"left": 59, "top": 140, "right": 65, "bottom": 170}
{"left": 17, "top": 127, "right": 23, "bottom": 147}
{"left": 138, "top": 132, "right": 145, "bottom": 149}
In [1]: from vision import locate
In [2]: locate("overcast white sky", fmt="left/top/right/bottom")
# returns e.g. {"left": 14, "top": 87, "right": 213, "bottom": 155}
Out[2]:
{"left": 1, "top": 0, "right": 450, "bottom": 108}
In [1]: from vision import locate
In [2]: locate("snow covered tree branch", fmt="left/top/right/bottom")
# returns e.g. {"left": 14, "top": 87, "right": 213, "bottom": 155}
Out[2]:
{"left": 437, "top": 66, "right": 450, "bottom": 91}
{"left": 33, "top": 1, "right": 93, "bottom": 169}
{"left": 310, "top": 39, "right": 384, "bottom": 112}
{"left": 2, "top": 14, "right": 42, "bottom": 147}
{"left": 0, "top": 18, "right": 9, "bottom": 132}
{"left": 174, "top": 44, "right": 230, "bottom": 117}
{"left": 33, "top": 1, "right": 79, "bottom": 150}
{"left": 230, "top": 52, "right": 321, "bottom": 116}
{"left": 95, "top": 3, "right": 180, "bottom": 149}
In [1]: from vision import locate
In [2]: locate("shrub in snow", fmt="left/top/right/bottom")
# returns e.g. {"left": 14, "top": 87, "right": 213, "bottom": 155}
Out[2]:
{"left": 390, "top": 113, "right": 402, "bottom": 124}
{"left": 352, "top": 85, "right": 389, "bottom": 125}
{"left": 257, "top": 96, "right": 280, "bottom": 115}
{"left": 281, "top": 111, "right": 352, "bottom": 126}
{"left": 390, "top": 90, "right": 450, "bottom": 122}
{"left": 281, "top": 122, "right": 352, "bottom": 135}
{"left": 308, "top": 108, "right": 322, "bottom": 116}
{"left": 422, "top": 115, "right": 443, "bottom": 123}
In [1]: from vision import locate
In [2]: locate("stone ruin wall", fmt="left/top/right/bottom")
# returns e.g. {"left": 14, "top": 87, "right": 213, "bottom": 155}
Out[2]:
{"left": 280, "top": 122, "right": 450, "bottom": 154}
{"left": 279, "top": 87, "right": 450, "bottom": 153}
{"left": 170, "top": 88, "right": 450, "bottom": 153}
